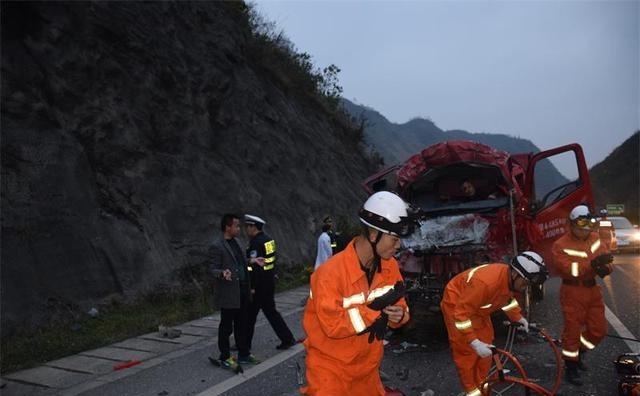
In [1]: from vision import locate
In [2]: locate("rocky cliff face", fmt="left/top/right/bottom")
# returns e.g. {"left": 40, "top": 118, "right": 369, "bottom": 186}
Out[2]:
{"left": 1, "top": 2, "right": 376, "bottom": 334}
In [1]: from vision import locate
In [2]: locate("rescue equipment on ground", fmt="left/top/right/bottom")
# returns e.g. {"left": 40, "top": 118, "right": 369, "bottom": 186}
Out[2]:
{"left": 615, "top": 353, "right": 640, "bottom": 396}
{"left": 481, "top": 323, "right": 562, "bottom": 396}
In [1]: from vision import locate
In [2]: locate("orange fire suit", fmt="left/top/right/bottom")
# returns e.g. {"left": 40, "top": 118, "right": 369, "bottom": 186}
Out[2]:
{"left": 551, "top": 231, "right": 612, "bottom": 362}
{"left": 440, "top": 264, "right": 523, "bottom": 396}
{"left": 301, "top": 238, "right": 410, "bottom": 396}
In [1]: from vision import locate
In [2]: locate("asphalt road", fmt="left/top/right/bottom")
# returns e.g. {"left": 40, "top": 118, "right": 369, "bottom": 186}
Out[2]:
{"left": 3, "top": 253, "right": 638, "bottom": 396}
{"left": 223, "top": 253, "right": 640, "bottom": 396}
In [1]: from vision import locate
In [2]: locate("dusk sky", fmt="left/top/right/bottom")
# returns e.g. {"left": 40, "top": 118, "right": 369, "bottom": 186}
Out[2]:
{"left": 253, "top": 0, "right": 639, "bottom": 178}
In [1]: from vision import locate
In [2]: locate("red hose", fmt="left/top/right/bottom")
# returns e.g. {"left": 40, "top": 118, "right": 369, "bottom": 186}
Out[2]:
{"left": 481, "top": 327, "right": 562, "bottom": 395}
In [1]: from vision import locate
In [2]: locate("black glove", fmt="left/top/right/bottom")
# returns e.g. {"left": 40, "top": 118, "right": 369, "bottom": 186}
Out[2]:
{"left": 591, "top": 254, "right": 613, "bottom": 278}
{"left": 367, "top": 281, "right": 405, "bottom": 311}
{"left": 592, "top": 253, "right": 614, "bottom": 266}
{"left": 359, "top": 313, "right": 388, "bottom": 343}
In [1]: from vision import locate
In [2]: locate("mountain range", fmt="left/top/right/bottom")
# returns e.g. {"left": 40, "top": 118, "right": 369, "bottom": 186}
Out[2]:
{"left": 589, "top": 131, "right": 639, "bottom": 223}
{"left": 342, "top": 98, "right": 569, "bottom": 194}
{"left": 344, "top": 99, "right": 638, "bottom": 223}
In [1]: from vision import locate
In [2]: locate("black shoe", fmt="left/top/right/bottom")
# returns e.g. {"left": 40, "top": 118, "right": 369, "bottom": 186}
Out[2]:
{"left": 565, "top": 362, "right": 583, "bottom": 386}
{"left": 276, "top": 339, "right": 296, "bottom": 350}
{"left": 577, "top": 350, "right": 588, "bottom": 371}
{"left": 577, "top": 358, "right": 588, "bottom": 371}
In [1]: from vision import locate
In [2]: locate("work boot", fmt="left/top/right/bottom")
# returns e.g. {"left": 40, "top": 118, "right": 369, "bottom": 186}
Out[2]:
{"left": 577, "top": 355, "right": 588, "bottom": 371}
{"left": 564, "top": 361, "right": 583, "bottom": 386}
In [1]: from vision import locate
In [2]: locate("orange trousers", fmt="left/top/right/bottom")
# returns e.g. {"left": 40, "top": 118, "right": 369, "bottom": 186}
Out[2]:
{"left": 560, "top": 284, "right": 607, "bottom": 361}
{"left": 300, "top": 358, "right": 385, "bottom": 396}
{"left": 443, "top": 312, "right": 494, "bottom": 393}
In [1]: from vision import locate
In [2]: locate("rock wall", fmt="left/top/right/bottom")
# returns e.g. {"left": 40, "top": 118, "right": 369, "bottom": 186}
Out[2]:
{"left": 1, "top": 1, "right": 375, "bottom": 334}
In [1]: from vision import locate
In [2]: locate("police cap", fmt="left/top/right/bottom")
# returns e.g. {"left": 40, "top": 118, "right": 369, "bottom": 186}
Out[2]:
{"left": 244, "top": 214, "right": 266, "bottom": 226}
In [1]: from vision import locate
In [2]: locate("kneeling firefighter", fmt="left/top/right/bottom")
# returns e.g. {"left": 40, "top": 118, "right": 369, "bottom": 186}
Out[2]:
{"left": 440, "top": 252, "right": 549, "bottom": 396}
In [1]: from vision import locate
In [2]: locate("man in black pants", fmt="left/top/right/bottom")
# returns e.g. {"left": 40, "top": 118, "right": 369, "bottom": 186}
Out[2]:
{"left": 209, "top": 213, "right": 259, "bottom": 369}
{"left": 244, "top": 214, "right": 297, "bottom": 350}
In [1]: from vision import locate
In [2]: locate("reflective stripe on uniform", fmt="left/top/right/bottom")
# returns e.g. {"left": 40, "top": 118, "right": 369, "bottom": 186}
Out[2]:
{"left": 480, "top": 303, "right": 492, "bottom": 309}
{"left": 261, "top": 239, "right": 276, "bottom": 270}
{"left": 501, "top": 298, "right": 519, "bottom": 312}
{"left": 264, "top": 240, "right": 276, "bottom": 254}
{"left": 562, "top": 349, "right": 579, "bottom": 358}
{"left": 562, "top": 248, "right": 588, "bottom": 258}
{"left": 347, "top": 307, "right": 366, "bottom": 333}
{"left": 247, "top": 266, "right": 253, "bottom": 272}
{"left": 466, "top": 388, "right": 481, "bottom": 396}
{"left": 590, "top": 239, "right": 601, "bottom": 253}
{"left": 466, "top": 264, "right": 489, "bottom": 283}
{"left": 580, "top": 334, "right": 595, "bottom": 350}
{"left": 455, "top": 319, "right": 472, "bottom": 331}
{"left": 366, "top": 285, "right": 395, "bottom": 302}
{"left": 571, "top": 262, "right": 579, "bottom": 277}
{"left": 343, "top": 292, "right": 366, "bottom": 308}
{"left": 342, "top": 284, "right": 395, "bottom": 308}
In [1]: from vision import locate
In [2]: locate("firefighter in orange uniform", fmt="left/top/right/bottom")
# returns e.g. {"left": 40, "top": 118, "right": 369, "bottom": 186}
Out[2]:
{"left": 300, "top": 191, "right": 413, "bottom": 396}
{"left": 441, "top": 252, "right": 548, "bottom": 396}
{"left": 551, "top": 205, "right": 614, "bottom": 386}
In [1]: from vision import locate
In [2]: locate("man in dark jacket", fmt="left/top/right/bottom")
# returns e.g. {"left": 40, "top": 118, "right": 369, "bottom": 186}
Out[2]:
{"left": 245, "top": 214, "right": 297, "bottom": 350}
{"left": 209, "top": 213, "right": 259, "bottom": 369}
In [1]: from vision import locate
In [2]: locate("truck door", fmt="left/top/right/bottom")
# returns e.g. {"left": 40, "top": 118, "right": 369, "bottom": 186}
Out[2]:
{"left": 522, "top": 144, "right": 595, "bottom": 274}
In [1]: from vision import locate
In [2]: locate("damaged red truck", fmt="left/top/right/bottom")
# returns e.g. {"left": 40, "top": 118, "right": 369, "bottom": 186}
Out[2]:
{"left": 363, "top": 140, "right": 612, "bottom": 313}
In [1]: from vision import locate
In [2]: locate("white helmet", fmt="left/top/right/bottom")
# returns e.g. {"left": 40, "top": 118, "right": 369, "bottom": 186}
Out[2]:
{"left": 569, "top": 205, "right": 596, "bottom": 229}
{"left": 359, "top": 191, "right": 413, "bottom": 237}
{"left": 569, "top": 205, "right": 590, "bottom": 221}
{"left": 511, "top": 251, "right": 549, "bottom": 285}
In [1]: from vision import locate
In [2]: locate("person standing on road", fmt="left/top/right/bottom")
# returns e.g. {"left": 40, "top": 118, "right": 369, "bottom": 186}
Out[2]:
{"left": 244, "top": 214, "right": 297, "bottom": 351}
{"left": 209, "top": 213, "right": 258, "bottom": 370}
{"left": 551, "top": 204, "right": 614, "bottom": 386}
{"left": 323, "top": 216, "right": 339, "bottom": 254}
{"left": 314, "top": 221, "right": 333, "bottom": 270}
{"left": 440, "top": 252, "right": 548, "bottom": 396}
{"left": 301, "top": 191, "right": 412, "bottom": 396}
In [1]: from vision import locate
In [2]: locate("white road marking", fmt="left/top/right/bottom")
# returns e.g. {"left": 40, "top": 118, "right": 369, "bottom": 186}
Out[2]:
{"left": 196, "top": 343, "right": 305, "bottom": 396}
{"left": 605, "top": 305, "right": 640, "bottom": 353}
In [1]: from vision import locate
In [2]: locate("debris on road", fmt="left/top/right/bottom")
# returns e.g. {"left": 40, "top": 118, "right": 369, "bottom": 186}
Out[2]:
{"left": 113, "top": 359, "right": 141, "bottom": 371}
{"left": 391, "top": 341, "right": 424, "bottom": 354}
{"left": 296, "top": 361, "right": 304, "bottom": 386}
{"left": 158, "top": 325, "right": 182, "bottom": 339}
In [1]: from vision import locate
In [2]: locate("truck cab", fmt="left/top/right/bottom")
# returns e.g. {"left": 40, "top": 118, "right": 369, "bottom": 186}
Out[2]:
{"left": 363, "top": 140, "right": 604, "bottom": 311}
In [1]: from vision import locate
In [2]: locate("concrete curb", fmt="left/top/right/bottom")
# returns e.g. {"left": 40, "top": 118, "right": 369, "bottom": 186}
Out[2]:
{"left": 0, "top": 285, "right": 310, "bottom": 396}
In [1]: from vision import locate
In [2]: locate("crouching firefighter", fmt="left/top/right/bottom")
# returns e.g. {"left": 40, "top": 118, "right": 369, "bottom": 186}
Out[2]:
{"left": 300, "top": 191, "right": 413, "bottom": 396}
{"left": 551, "top": 204, "right": 614, "bottom": 386}
{"left": 440, "top": 252, "right": 549, "bottom": 396}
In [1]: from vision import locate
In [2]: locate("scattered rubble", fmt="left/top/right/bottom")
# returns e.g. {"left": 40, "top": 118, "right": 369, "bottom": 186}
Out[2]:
{"left": 158, "top": 325, "right": 182, "bottom": 339}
